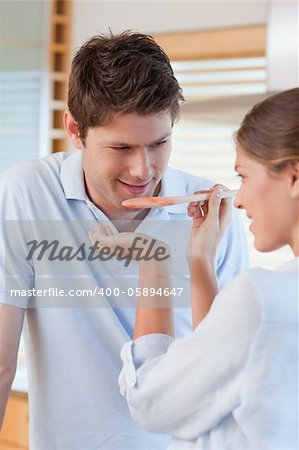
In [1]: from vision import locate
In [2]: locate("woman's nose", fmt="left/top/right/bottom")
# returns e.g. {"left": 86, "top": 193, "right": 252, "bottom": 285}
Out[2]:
{"left": 233, "top": 190, "right": 243, "bottom": 209}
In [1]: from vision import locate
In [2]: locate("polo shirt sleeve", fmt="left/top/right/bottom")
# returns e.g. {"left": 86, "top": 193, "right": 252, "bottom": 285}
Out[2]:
{"left": 0, "top": 172, "right": 34, "bottom": 308}
{"left": 119, "top": 272, "right": 261, "bottom": 441}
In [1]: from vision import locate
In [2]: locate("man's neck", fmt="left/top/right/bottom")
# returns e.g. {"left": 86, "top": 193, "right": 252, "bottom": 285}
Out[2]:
{"left": 85, "top": 190, "right": 151, "bottom": 232}
{"left": 111, "top": 216, "right": 146, "bottom": 233}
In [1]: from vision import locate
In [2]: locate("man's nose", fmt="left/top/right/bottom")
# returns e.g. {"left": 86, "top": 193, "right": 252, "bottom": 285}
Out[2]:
{"left": 128, "top": 149, "right": 152, "bottom": 181}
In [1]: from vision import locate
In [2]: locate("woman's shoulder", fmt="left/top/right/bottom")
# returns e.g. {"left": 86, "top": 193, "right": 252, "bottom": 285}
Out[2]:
{"left": 222, "top": 258, "right": 298, "bottom": 324}
{"left": 246, "top": 257, "right": 298, "bottom": 278}
{"left": 225, "top": 258, "right": 298, "bottom": 295}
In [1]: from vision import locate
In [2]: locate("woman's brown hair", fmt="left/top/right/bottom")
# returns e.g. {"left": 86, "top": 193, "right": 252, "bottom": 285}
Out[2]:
{"left": 236, "top": 88, "right": 299, "bottom": 171}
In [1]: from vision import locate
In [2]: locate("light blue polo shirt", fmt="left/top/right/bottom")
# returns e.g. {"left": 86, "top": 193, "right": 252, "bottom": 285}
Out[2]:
{"left": 0, "top": 150, "right": 248, "bottom": 450}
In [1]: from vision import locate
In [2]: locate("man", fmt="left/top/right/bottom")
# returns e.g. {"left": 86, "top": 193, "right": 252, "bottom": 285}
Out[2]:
{"left": 0, "top": 31, "right": 248, "bottom": 449}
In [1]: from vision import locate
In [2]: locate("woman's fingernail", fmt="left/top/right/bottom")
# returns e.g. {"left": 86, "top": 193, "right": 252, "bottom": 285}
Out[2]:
{"left": 216, "top": 188, "right": 223, "bottom": 199}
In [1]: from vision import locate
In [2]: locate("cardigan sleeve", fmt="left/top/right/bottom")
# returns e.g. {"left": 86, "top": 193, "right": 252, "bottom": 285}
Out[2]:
{"left": 118, "top": 272, "right": 261, "bottom": 441}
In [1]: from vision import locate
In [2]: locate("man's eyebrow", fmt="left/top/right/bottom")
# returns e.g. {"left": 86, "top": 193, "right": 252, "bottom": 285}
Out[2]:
{"left": 97, "top": 141, "right": 132, "bottom": 148}
{"left": 101, "top": 133, "right": 172, "bottom": 148}
{"left": 154, "top": 132, "right": 172, "bottom": 141}
{"left": 103, "top": 142, "right": 133, "bottom": 147}
{"left": 147, "top": 133, "right": 172, "bottom": 146}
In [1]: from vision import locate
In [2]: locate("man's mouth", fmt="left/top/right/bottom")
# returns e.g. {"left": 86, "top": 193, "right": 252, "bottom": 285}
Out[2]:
{"left": 118, "top": 179, "right": 153, "bottom": 195}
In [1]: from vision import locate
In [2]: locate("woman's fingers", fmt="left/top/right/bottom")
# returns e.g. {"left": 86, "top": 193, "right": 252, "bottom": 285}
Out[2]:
{"left": 188, "top": 184, "right": 232, "bottom": 227}
{"left": 205, "top": 187, "right": 222, "bottom": 222}
{"left": 212, "top": 184, "right": 232, "bottom": 228}
{"left": 95, "top": 222, "right": 114, "bottom": 236}
{"left": 188, "top": 196, "right": 208, "bottom": 219}
{"left": 89, "top": 231, "right": 102, "bottom": 246}
{"left": 88, "top": 230, "right": 95, "bottom": 245}
{"left": 89, "top": 223, "right": 113, "bottom": 248}
{"left": 88, "top": 227, "right": 164, "bottom": 260}
{"left": 104, "top": 224, "right": 114, "bottom": 236}
{"left": 188, "top": 204, "right": 205, "bottom": 219}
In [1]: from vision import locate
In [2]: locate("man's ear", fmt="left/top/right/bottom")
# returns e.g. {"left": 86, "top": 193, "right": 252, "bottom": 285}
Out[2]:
{"left": 63, "top": 110, "right": 83, "bottom": 149}
{"left": 288, "top": 161, "right": 299, "bottom": 199}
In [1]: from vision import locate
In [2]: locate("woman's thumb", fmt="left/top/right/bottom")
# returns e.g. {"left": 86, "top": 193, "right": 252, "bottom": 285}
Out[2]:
{"left": 207, "top": 187, "right": 222, "bottom": 221}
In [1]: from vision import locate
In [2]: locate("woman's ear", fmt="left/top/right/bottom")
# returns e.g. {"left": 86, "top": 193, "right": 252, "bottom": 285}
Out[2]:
{"left": 288, "top": 161, "right": 299, "bottom": 199}
{"left": 63, "top": 110, "right": 83, "bottom": 149}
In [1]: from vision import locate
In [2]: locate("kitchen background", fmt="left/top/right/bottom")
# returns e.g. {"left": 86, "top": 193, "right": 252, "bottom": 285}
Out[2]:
{"left": 0, "top": 1, "right": 297, "bottom": 448}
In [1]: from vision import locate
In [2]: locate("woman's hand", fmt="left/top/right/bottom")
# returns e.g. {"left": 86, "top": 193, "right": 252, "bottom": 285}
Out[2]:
{"left": 88, "top": 223, "right": 170, "bottom": 266}
{"left": 187, "top": 185, "right": 232, "bottom": 266}
{"left": 89, "top": 223, "right": 140, "bottom": 256}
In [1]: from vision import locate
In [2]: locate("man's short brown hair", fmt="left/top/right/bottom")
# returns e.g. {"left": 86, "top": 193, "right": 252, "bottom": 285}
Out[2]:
{"left": 68, "top": 31, "right": 184, "bottom": 143}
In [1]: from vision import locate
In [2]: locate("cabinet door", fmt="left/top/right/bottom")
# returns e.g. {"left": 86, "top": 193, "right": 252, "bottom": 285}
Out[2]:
{"left": 0, "top": 442, "right": 27, "bottom": 450}
{"left": 0, "top": 392, "right": 28, "bottom": 449}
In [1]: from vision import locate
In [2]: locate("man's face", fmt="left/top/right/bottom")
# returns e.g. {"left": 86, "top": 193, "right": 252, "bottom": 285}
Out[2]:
{"left": 80, "top": 112, "right": 173, "bottom": 219}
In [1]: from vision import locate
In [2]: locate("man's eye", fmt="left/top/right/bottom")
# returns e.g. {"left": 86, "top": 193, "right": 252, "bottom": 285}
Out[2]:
{"left": 154, "top": 140, "right": 167, "bottom": 147}
{"left": 112, "top": 146, "right": 129, "bottom": 151}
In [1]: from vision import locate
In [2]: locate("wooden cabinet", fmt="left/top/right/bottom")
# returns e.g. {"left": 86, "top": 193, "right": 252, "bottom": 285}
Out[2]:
{"left": 49, "top": 0, "right": 73, "bottom": 153}
{"left": 0, "top": 391, "right": 28, "bottom": 450}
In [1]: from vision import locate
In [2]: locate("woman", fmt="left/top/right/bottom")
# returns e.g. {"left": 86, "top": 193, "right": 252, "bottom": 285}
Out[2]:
{"left": 90, "top": 88, "right": 298, "bottom": 449}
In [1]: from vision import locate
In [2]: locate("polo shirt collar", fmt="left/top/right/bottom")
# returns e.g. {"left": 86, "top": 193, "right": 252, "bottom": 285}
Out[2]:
{"left": 60, "top": 150, "right": 86, "bottom": 201}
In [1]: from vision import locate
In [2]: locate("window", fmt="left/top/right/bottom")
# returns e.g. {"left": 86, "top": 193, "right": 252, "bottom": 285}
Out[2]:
{"left": 0, "top": 70, "right": 42, "bottom": 174}
{"left": 0, "top": 0, "right": 46, "bottom": 175}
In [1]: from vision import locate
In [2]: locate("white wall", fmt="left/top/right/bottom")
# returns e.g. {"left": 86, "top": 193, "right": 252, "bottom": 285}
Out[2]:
{"left": 72, "top": 0, "right": 268, "bottom": 49}
{"left": 267, "top": 0, "right": 298, "bottom": 90}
